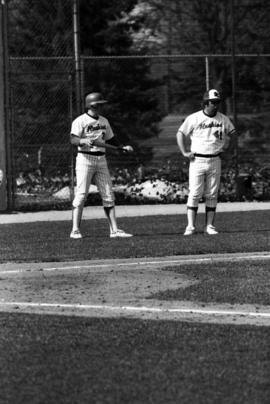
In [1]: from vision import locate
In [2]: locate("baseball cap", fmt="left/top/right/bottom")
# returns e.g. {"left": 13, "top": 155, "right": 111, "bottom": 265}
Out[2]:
{"left": 203, "top": 89, "right": 221, "bottom": 102}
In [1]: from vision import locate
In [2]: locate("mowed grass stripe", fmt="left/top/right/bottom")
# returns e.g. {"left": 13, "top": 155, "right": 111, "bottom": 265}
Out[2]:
{"left": 0, "top": 211, "right": 269, "bottom": 263}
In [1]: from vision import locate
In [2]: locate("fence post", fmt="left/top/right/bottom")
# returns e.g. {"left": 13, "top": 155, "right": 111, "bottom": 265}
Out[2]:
{"left": 72, "top": 0, "right": 82, "bottom": 205}
{"left": 0, "top": 0, "right": 13, "bottom": 211}
{"left": 230, "top": 0, "right": 240, "bottom": 198}
{"left": 68, "top": 75, "right": 75, "bottom": 203}
{"left": 73, "top": 0, "right": 83, "bottom": 115}
{"left": 205, "top": 56, "right": 210, "bottom": 91}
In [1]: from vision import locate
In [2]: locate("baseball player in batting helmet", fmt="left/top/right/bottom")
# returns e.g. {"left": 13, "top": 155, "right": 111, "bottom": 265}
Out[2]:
{"left": 176, "top": 89, "right": 236, "bottom": 235}
{"left": 70, "top": 91, "right": 133, "bottom": 239}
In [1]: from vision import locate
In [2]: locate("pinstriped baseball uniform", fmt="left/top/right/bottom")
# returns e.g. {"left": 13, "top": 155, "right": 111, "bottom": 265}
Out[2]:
{"left": 178, "top": 110, "right": 235, "bottom": 207}
{"left": 71, "top": 113, "right": 115, "bottom": 208}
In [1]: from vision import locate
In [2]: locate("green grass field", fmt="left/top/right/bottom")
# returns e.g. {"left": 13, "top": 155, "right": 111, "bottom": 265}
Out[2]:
{"left": 0, "top": 209, "right": 269, "bottom": 404}
{"left": 1, "top": 313, "right": 269, "bottom": 404}
{"left": 0, "top": 210, "right": 269, "bottom": 263}
{"left": 150, "top": 260, "right": 270, "bottom": 305}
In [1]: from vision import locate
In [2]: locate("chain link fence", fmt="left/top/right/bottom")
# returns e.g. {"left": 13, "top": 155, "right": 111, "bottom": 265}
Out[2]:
{"left": 4, "top": 0, "right": 270, "bottom": 211}
{"left": 5, "top": 0, "right": 74, "bottom": 210}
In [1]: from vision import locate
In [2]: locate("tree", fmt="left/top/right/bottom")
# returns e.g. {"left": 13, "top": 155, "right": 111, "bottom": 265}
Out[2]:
{"left": 125, "top": 0, "right": 270, "bottom": 114}
{"left": 8, "top": 0, "right": 73, "bottom": 57}
{"left": 79, "top": 0, "right": 163, "bottom": 164}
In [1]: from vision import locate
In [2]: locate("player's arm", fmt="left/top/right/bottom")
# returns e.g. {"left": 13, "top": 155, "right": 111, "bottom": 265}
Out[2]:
{"left": 70, "top": 134, "right": 93, "bottom": 147}
{"left": 221, "top": 128, "right": 237, "bottom": 154}
{"left": 71, "top": 134, "right": 133, "bottom": 153}
{"left": 70, "top": 134, "right": 106, "bottom": 148}
{"left": 219, "top": 129, "right": 237, "bottom": 162}
{"left": 106, "top": 137, "right": 133, "bottom": 152}
{"left": 176, "top": 130, "right": 194, "bottom": 160}
{"left": 104, "top": 120, "right": 133, "bottom": 152}
{"left": 70, "top": 118, "right": 93, "bottom": 147}
{"left": 103, "top": 120, "right": 133, "bottom": 152}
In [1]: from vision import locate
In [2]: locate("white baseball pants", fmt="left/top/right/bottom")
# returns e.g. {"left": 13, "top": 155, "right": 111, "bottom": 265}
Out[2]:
{"left": 187, "top": 156, "right": 221, "bottom": 208}
{"left": 72, "top": 154, "right": 115, "bottom": 208}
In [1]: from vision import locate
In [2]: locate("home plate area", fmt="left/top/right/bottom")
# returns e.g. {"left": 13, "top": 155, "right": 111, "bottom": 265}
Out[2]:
{"left": 0, "top": 252, "right": 270, "bottom": 326}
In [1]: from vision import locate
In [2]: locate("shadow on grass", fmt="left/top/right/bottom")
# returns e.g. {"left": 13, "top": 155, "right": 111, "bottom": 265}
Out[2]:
{"left": 148, "top": 260, "right": 270, "bottom": 305}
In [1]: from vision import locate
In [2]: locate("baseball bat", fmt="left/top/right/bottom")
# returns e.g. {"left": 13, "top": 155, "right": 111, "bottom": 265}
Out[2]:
{"left": 92, "top": 140, "right": 130, "bottom": 152}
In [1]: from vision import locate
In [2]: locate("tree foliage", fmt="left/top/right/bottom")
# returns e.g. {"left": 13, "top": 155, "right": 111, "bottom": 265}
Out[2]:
{"left": 8, "top": 0, "right": 73, "bottom": 57}
{"left": 125, "top": 0, "right": 270, "bottom": 114}
{"left": 79, "top": 0, "right": 163, "bottom": 159}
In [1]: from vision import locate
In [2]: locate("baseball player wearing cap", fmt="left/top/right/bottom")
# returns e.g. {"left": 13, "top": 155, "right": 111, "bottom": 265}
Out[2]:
{"left": 176, "top": 89, "right": 236, "bottom": 235}
{"left": 70, "top": 92, "right": 133, "bottom": 239}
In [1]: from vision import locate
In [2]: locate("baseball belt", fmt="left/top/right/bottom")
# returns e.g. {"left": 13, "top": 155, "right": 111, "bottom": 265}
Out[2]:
{"left": 78, "top": 151, "right": 105, "bottom": 156}
{"left": 194, "top": 153, "right": 221, "bottom": 158}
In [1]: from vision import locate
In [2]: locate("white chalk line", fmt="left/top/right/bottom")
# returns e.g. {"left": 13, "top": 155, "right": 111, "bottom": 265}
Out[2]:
{"left": 1, "top": 252, "right": 270, "bottom": 275}
{"left": 1, "top": 301, "right": 270, "bottom": 319}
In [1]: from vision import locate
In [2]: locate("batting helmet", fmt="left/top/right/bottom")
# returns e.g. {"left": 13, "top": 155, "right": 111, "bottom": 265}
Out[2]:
{"left": 203, "top": 89, "right": 221, "bottom": 102}
{"left": 85, "top": 92, "right": 107, "bottom": 108}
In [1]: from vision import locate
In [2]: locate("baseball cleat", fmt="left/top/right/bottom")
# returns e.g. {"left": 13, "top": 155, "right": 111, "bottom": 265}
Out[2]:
{"left": 70, "top": 229, "right": 82, "bottom": 239}
{"left": 110, "top": 229, "right": 133, "bottom": 238}
{"left": 184, "top": 226, "right": 196, "bottom": 236}
{"left": 204, "top": 225, "right": 218, "bottom": 235}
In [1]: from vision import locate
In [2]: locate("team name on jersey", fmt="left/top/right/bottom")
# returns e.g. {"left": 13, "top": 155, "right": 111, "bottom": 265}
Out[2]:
{"left": 197, "top": 121, "right": 222, "bottom": 130}
{"left": 86, "top": 123, "right": 107, "bottom": 132}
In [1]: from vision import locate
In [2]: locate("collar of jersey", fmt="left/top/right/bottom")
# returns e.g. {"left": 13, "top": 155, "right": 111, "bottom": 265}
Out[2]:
{"left": 203, "top": 110, "right": 217, "bottom": 118}
{"left": 86, "top": 112, "right": 99, "bottom": 120}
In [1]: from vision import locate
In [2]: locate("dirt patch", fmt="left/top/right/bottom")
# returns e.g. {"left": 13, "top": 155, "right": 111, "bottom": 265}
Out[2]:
{"left": 0, "top": 253, "right": 270, "bottom": 326}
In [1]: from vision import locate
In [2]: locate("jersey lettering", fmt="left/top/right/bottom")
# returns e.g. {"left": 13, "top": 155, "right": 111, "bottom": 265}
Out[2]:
{"left": 197, "top": 121, "right": 222, "bottom": 130}
{"left": 86, "top": 123, "right": 106, "bottom": 132}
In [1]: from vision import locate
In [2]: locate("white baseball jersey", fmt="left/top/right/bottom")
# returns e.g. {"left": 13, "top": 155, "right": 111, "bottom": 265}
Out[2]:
{"left": 178, "top": 110, "right": 235, "bottom": 155}
{"left": 71, "top": 113, "right": 114, "bottom": 152}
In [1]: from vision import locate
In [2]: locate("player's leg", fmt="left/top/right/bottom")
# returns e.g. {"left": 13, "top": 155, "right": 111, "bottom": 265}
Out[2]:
{"left": 71, "top": 155, "right": 94, "bottom": 238}
{"left": 184, "top": 159, "right": 205, "bottom": 235}
{"left": 205, "top": 206, "right": 216, "bottom": 226}
{"left": 204, "top": 157, "right": 221, "bottom": 234}
{"left": 0, "top": 169, "right": 3, "bottom": 186}
{"left": 94, "top": 157, "right": 132, "bottom": 237}
{"left": 186, "top": 207, "right": 198, "bottom": 231}
{"left": 104, "top": 207, "right": 132, "bottom": 237}
{"left": 72, "top": 206, "right": 83, "bottom": 233}
{"left": 93, "top": 157, "right": 116, "bottom": 233}
{"left": 103, "top": 206, "right": 116, "bottom": 232}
